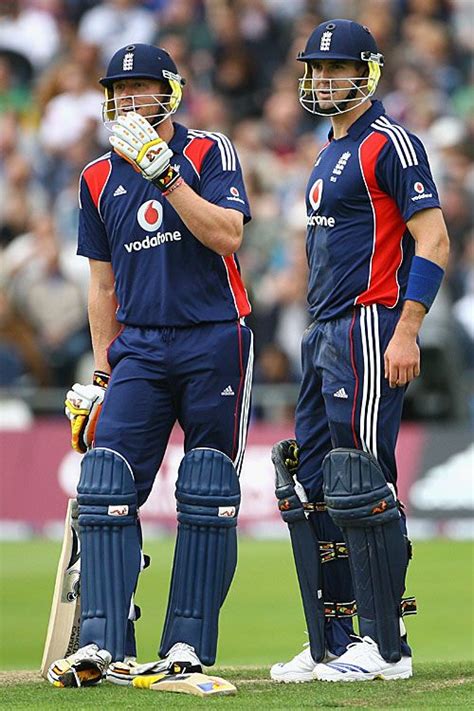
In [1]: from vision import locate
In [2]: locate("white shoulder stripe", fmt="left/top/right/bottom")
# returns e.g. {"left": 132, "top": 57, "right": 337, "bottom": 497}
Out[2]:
{"left": 371, "top": 120, "right": 410, "bottom": 168}
{"left": 372, "top": 117, "right": 418, "bottom": 169}
{"left": 376, "top": 116, "right": 418, "bottom": 166}
{"left": 214, "top": 131, "right": 237, "bottom": 171}
{"left": 188, "top": 129, "right": 230, "bottom": 170}
{"left": 188, "top": 129, "right": 236, "bottom": 171}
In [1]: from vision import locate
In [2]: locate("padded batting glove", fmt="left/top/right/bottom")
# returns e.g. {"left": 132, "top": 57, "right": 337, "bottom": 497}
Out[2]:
{"left": 65, "top": 371, "right": 110, "bottom": 453}
{"left": 284, "top": 440, "right": 299, "bottom": 476}
{"left": 109, "top": 112, "right": 181, "bottom": 193}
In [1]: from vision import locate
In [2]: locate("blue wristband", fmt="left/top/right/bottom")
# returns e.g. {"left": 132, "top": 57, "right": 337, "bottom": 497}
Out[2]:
{"left": 404, "top": 255, "right": 444, "bottom": 311}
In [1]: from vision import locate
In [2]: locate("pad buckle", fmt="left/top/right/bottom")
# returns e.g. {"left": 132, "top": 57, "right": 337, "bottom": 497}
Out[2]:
{"left": 319, "top": 541, "right": 348, "bottom": 563}
{"left": 303, "top": 501, "right": 327, "bottom": 513}
{"left": 401, "top": 596, "right": 417, "bottom": 616}
{"left": 324, "top": 600, "right": 357, "bottom": 618}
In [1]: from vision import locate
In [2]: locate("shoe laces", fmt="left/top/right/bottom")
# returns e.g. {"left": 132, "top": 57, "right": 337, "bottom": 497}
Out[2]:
{"left": 346, "top": 635, "right": 377, "bottom": 649}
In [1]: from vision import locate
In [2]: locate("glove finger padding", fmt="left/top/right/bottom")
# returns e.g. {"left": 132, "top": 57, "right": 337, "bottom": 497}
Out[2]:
{"left": 109, "top": 134, "right": 139, "bottom": 162}
{"left": 110, "top": 112, "right": 174, "bottom": 182}
{"left": 64, "top": 390, "right": 89, "bottom": 421}
{"left": 110, "top": 116, "right": 159, "bottom": 157}
{"left": 70, "top": 401, "right": 103, "bottom": 454}
{"left": 117, "top": 112, "right": 158, "bottom": 142}
{"left": 65, "top": 382, "right": 106, "bottom": 454}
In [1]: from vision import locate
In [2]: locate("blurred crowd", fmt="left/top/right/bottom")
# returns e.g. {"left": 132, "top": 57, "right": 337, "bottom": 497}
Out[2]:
{"left": 0, "top": 0, "right": 473, "bottom": 422}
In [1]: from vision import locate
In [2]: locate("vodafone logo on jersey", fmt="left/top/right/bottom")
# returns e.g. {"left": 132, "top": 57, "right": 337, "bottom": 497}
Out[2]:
{"left": 137, "top": 200, "right": 163, "bottom": 231}
{"left": 307, "top": 178, "right": 336, "bottom": 228}
{"left": 125, "top": 199, "right": 182, "bottom": 253}
{"left": 309, "top": 178, "right": 323, "bottom": 211}
{"left": 226, "top": 185, "right": 245, "bottom": 205}
{"left": 411, "top": 181, "right": 433, "bottom": 203}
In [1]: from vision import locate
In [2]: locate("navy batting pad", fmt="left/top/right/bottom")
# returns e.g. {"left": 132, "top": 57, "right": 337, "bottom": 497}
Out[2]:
{"left": 323, "top": 449, "right": 409, "bottom": 662}
{"left": 160, "top": 448, "right": 240, "bottom": 666}
{"left": 77, "top": 448, "right": 141, "bottom": 661}
{"left": 272, "top": 440, "right": 326, "bottom": 662}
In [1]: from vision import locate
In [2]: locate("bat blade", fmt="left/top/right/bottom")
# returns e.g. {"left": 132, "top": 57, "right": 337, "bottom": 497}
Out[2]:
{"left": 133, "top": 672, "right": 237, "bottom": 697}
{"left": 40, "top": 499, "right": 81, "bottom": 678}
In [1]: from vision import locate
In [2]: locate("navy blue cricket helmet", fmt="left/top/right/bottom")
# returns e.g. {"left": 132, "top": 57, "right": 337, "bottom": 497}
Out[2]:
{"left": 297, "top": 19, "right": 384, "bottom": 116}
{"left": 100, "top": 43, "right": 185, "bottom": 125}
{"left": 297, "top": 19, "right": 382, "bottom": 64}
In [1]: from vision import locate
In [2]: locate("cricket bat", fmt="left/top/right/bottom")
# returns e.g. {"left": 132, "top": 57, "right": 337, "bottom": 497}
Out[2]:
{"left": 40, "top": 498, "right": 81, "bottom": 678}
{"left": 132, "top": 672, "right": 237, "bottom": 697}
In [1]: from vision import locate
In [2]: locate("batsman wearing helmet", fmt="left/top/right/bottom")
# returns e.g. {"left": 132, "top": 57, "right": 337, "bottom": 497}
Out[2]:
{"left": 48, "top": 43, "right": 253, "bottom": 688}
{"left": 270, "top": 20, "right": 449, "bottom": 683}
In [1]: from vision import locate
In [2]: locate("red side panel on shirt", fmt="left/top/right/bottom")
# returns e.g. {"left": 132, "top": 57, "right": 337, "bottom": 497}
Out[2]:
{"left": 356, "top": 132, "right": 406, "bottom": 307}
{"left": 183, "top": 137, "right": 214, "bottom": 175}
{"left": 223, "top": 255, "right": 251, "bottom": 317}
{"left": 83, "top": 158, "right": 112, "bottom": 209}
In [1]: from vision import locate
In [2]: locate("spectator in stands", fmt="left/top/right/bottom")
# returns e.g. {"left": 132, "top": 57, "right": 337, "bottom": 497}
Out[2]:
{"left": 77, "top": 0, "right": 158, "bottom": 64}
{"left": 2, "top": 214, "right": 90, "bottom": 386}
{"left": 0, "top": 288, "right": 49, "bottom": 386}
{"left": 0, "top": 0, "right": 60, "bottom": 73}
{"left": 253, "top": 342, "right": 299, "bottom": 422}
{"left": 0, "top": 150, "right": 48, "bottom": 247}
{"left": 0, "top": 54, "right": 31, "bottom": 117}
{"left": 38, "top": 60, "right": 105, "bottom": 153}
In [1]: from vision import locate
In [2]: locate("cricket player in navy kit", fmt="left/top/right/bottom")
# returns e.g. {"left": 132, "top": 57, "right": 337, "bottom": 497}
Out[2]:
{"left": 48, "top": 44, "right": 253, "bottom": 688}
{"left": 270, "top": 20, "right": 449, "bottom": 683}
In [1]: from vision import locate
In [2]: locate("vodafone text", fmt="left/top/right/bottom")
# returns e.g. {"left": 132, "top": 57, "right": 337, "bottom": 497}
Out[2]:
{"left": 124, "top": 231, "right": 182, "bottom": 252}
{"left": 307, "top": 214, "right": 336, "bottom": 227}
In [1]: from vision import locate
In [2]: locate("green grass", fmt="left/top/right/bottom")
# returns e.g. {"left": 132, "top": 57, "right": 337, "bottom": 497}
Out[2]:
{"left": 0, "top": 539, "right": 473, "bottom": 707}
{"left": 0, "top": 663, "right": 473, "bottom": 708}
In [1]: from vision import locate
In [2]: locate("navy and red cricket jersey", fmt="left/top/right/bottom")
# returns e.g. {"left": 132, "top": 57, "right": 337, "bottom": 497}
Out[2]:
{"left": 77, "top": 122, "right": 254, "bottom": 493}
{"left": 297, "top": 99, "right": 442, "bottom": 494}
{"left": 78, "top": 122, "right": 251, "bottom": 326}
{"left": 305, "top": 100, "right": 440, "bottom": 321}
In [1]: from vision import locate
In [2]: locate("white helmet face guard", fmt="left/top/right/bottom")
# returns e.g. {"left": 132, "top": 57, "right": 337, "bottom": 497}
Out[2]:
{"left": 102, "top": 72, "right": 183, "bottom": 129}
{"left": 298, "top": 59, "right": 382, "bottom": 117}
{"left": 102, "top": 92, "right": 179, "bottom": 129}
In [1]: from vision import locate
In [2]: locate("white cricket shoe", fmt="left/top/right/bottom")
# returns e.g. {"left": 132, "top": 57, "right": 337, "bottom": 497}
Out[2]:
{"left": 107, "top": 642, "right": 202, "bottom": 686}
{"left": 314, "top": 636, "right": 413, "bottom": 681}
{"left": 47, "top": 643, "right": 112, "bottom": 687}
{"left": 270, "top": 642, "right": 338, "bottom": 683}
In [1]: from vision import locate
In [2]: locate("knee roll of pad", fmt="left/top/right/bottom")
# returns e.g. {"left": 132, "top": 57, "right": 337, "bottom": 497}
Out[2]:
{"left": 323, "top": 448, "right": 409, "bottom": 663}
{"left": 323, "top": 448, "right": 400, "bottom": 528}
{"left": 78, "top": 448, "right": 137, "bottom": 524}
{"left": 160, "top": 448, "right": 240, "bottom": 666}
{"left": 77, "top": 448, "right": 141, "bottom": 661}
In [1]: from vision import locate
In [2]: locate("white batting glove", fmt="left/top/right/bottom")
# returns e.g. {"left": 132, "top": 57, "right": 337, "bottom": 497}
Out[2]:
{"left": 65, "top": 372, "right": 109, "bottom": 453}
{"left": 109, "top": 112, "right": 181, "bottom": 192}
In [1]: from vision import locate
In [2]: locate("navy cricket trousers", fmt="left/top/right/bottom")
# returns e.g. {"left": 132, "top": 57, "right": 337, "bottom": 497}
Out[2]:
{"left": 296, "top": 303, "right": 405, "bottom": 500}
{"left": 94, "top": 320, "right": 254, "bottom": 506}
